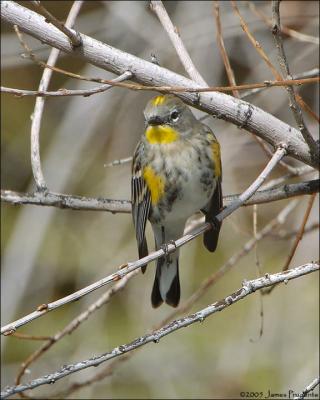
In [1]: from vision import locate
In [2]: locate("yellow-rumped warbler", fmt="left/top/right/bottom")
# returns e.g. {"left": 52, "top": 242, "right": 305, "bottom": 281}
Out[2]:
{"left": 132, "top": 94, "right": 222, "bottom": 308}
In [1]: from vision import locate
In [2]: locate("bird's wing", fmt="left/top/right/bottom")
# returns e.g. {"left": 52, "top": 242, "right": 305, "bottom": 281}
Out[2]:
{"left": 201, "top": 125, "right": 223, "bottom": 252}
{"left": 131, "top": 141, "right": 151, "bottom": 272}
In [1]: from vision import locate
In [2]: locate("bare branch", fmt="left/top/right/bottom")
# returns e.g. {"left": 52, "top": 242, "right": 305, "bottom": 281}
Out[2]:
{"left": 104, "top": 156, "right": 133, "bottom": 168}
{"left": 14, "top": 270, "right": 139, "bottom": 387}
{"left": 271, "top": 0, "right": 319, "bottom": 160}
{"left": 1, "top": 1, "right": 317, "bottom": 167}
{"left": 1, "top": 179, "right": 318, "bottom": 214}
{"left": 247, "top": 1, "right": 319, "bottom": 45}
{"left": 263, "top": 193, "right": 317, "bottom": 295}
{"left": 231, "top": 0, "right": 282, "bottom": 80}
{"left": 0, "top": 147, "right": 287, "bottom": 334}
{"left": 217, "top": 146, "right": 286, "bottom": 221}
{"left": 1, "top": 263, "right": 318, "bottom": 399}
{"left": 31, "top": 1, "right": 82, "bottom": 48}
{"left": 213, "top": 1, "right": 239, "bottom": 97}
{"left": 271, "top": 222, "right": 319, "bottom": 240}
{"left": 294, "top": 377, "right": 320, "bottom": 400}
{"left": 9, "top": 333, "right": 52, "bottom": 341}
{"left": 0, "top": 71, "right": 132, "bottom": 98}
{"left": 239, "top": 68, "right": 320, "bottom": 98}
{"left": 150, "top": 0, "right": 207, "bottom": 86}
{"left": 15, "top": 2, "right": 84, "bottom": 191}
{"left": 2, "top": 77, "right": 319, "bottom": 97}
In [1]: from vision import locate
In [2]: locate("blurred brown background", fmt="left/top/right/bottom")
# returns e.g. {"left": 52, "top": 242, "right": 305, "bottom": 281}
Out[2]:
{"left": 1, "top": 1, "right": 319, "bottom": 398}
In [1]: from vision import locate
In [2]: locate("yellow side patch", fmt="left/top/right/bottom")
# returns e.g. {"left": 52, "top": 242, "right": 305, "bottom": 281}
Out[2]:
{"left": 211, "top": 141, "right": 221, "bottom": 178}
{"left": 143, "top": 166, "right": 165, "bottom": 205}
{"left": 152, "top": 95, "right": 166, "bottom": 106}
{"left": 146, "top": 125, "right": 179, "bottom": 144}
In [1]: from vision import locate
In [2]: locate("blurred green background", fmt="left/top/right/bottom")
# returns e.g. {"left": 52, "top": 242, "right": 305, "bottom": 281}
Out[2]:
{"left": 1, "top": 1, "right": 319, "bottom": 398}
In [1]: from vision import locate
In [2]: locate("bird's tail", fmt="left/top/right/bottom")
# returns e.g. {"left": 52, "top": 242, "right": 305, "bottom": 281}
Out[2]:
{"left": 151, "top": 254, "right": 180, "bottom": 308}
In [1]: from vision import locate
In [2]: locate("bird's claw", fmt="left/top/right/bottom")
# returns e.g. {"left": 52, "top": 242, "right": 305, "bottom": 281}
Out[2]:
{"left": 160, "top": 241, "right": 176, "bottom": 265}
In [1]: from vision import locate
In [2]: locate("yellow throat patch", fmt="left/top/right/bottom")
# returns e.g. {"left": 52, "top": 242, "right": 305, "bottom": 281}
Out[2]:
{"left": 143, "top": 166, "right": 165, "bottom": 205}
{"left": 146, "top": 125, "right": 179, "bottom": 144}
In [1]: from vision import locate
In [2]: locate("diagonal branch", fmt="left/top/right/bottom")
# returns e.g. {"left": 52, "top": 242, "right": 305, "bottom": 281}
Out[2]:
{"left": 1, "top": 1, "right": 317, "bottom": 168}
{"left": 14, "top": 270, "right": 139, "bottom": 387}
{"left": 213, "top": 1, "right": 239, "bottom": 97}
{"left": 150, "top": 0, "right": 207, "bottom": 86}
{"left": 247, "top": 1, "right": 319, "bottom": 46}
{"left": 1, "top": 263, "right": 318, "bottom": 399}
{"left": 263, "top": 192, "right": 317, "bottom": 295}
{"left": 0, "top": 147, "right": 287, "bottom": 335}
{"left": 31, "top": 0, "right": 82, "bottom": 48}
{"left": 271, "top": 0, "right": 319, "bottom": 160}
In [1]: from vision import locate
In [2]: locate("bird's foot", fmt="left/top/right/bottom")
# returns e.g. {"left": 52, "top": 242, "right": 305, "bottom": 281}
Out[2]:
{"left": 160, "top": 240, "right": 176, "bottom": 265}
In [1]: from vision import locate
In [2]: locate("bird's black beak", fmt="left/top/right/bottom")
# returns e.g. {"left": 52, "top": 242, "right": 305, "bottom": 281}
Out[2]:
{"left": 147, "top": 116, "right": 163, "bottom": 126}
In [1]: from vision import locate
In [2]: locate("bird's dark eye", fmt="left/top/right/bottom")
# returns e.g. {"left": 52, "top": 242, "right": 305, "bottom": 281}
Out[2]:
{"left": 170, "top": 110, "right": 180, "bottom": 122}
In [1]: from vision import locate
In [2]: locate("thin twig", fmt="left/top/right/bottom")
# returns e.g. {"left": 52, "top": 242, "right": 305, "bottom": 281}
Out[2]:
{"left": 247, "top": 1, "right": 319, "bottom": 45}
{"left": 282, "top": 194, "right": 317, "bottom": 271}
{"left": 104, "top": 157, "right": 133, "bottom": 168}
{"left": 296, "top": 93, "right": 320, "bottom": 123}
{"left": 295, "top": 377, "right": 320, "bottom": 400}
{"left": 271, "top": 0, "right": 319, "bottom": 160}
{"left": 250, "top": 204, "right": 264, "bottom": 341}
{"left": 263, "top": 193, "right": 317, "bottom": 295}
{"left": 150, "top": 0, "right": 207, "bottom": 86}
{"left": 0, "top": 71, "right": 133, "bottom": 98}
{"left": 9, "top": 333, "right": 52, "bottom": 341}
{"left": 15, "top": 2, "right": 84, "bottom": 191}
{"left": 231, "top": 0, "right": 282, "bottom": 80}
{"left": 1, "top": 179, "right": 318, "bottom": 214}
{"left": 218, "top": 146, "right": 287, "bottom": 221}
{"left": 213, "top": 1, "right": 239, "bottom": 97}
{"left": 271, "top": 222, "right": 319, "bottom": 240}
{"left": 0, "top": 147, "right": 287, "bottom": 335}
{"left": 239, "top": 68, "right": 319, "bottom": 98}
{"left": 14, "top": 271, "right": 138, "bottom": 387}
{"left": 31, "top": 1, "right": 82, "bottom": 48}
{"left": 1, "top": 263, "right": 318, "bottom": 399}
